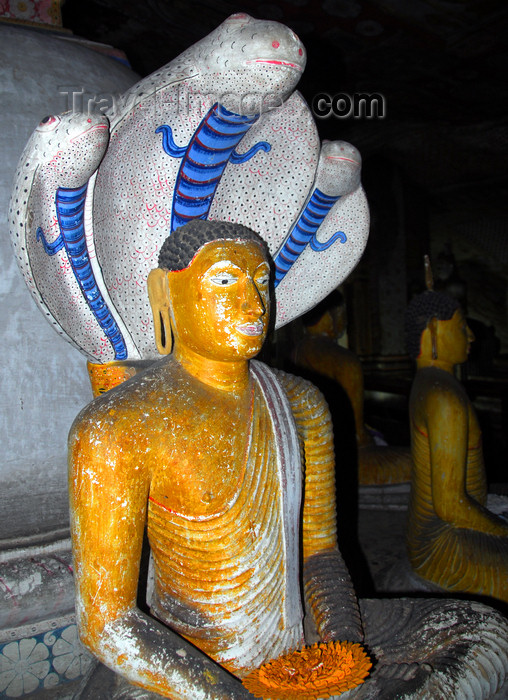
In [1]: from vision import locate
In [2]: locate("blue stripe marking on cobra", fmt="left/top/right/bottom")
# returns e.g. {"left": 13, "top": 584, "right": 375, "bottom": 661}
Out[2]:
{"left": 36, "top": 184, "right": 128, "bottom": 360}
{"left": 273, "top": 188, "right": 348, "bottom": 287}
{"left": 156, "top": 103, "right": 271, "bottom": 231}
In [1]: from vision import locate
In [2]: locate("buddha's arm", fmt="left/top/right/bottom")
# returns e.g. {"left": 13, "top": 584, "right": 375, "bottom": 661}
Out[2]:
{"left": 297, "top": 339, "right": 370, "bottom": 443}
{"left": 327, "top": 347, "right": 369, "bottom": 444}
{"left": 68, "top": 415, "right": 254, "bottom": 700}
{"left": 425, "top": 389, "right": 508, "bottom": 537}
{"left": 275, "top": 370, "right": 364, "bottom": 643}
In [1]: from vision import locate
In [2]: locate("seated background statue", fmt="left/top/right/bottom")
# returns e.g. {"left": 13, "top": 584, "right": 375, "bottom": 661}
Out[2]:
{"left": 70, "top": 220, "right": 508, "bottom": 699}
{"left": 292, "top": 291, "right": 412, "bottom": 487}
{"left": 405, "top": 286, "right": 508, "bottom": 605}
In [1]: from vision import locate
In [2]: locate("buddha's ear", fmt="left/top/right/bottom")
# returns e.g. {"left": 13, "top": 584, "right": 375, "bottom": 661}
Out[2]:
{"left": 429, "top": 316, "right": 438, "bottom": 360}
{"left": 147, "top": 268, "right": 173, "bottom": 355}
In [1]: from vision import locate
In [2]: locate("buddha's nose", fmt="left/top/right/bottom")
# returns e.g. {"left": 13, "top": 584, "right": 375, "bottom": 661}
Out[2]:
{"left": 241, "top": 278, "right": 265, "bottom": 316}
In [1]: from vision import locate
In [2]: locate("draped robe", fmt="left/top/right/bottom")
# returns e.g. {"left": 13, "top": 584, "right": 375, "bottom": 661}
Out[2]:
{"left": 148, "top": 361, "right": 305, "bottom": 675}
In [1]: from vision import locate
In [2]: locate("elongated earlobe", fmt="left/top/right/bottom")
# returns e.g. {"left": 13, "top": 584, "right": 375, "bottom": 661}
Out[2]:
{"left": 429, "top": 317, "right": 438, "bottom": 360}
{"left": 147, "top": 268, "right": 173, "bottom": 355}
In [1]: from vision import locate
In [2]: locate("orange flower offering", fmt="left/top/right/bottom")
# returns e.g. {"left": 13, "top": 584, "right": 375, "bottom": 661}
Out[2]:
{"left": 242, "top": 640, "right": 372, "bottom": 699}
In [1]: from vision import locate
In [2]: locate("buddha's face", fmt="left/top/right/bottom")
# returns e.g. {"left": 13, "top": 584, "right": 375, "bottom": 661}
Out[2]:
{"left": 436, "top": 308, "right": 474, "bottom": 365}
{"left": 167, "top": 239, "right": 270, "bottom": 361}
{"left": 308, "top": 305, "right": 346, "bottom": 339}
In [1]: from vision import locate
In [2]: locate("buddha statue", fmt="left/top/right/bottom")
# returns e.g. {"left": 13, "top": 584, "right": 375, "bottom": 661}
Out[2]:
{"left": 405, "top": 287, "right": 508, "bottom": 604}
{"left": 293, "top": 292, "right": 412, "bottom": 486}
{"left": 70, "top": 220, "right": 508, "bottom": 699}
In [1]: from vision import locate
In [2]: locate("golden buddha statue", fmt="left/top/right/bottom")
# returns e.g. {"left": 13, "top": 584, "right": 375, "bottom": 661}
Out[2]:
{"left": 405, "top": 287, "right": 508, "bottom": 604}
{"left": 293, "top": 292, "right": 412, "bottom": 486}
{"left": 69, "top": 221, "right": 508, "bottom": 699}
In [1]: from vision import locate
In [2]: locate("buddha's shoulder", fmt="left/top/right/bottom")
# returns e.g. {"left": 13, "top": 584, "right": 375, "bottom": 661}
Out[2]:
{"left": 412, "top": 366, "right": 468, "bottom": 407}
{"left": 258, "top": 362, "right": 325, "bottom": 404}
{"left": 70, "top": 358, "right": 184, "bottom": 433}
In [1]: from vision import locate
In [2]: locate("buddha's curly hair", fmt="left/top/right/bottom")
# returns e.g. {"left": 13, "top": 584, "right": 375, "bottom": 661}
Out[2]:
{"left": 405, "top": 290, "right": 460, "bottom": 359}
{"left": 158, "top": 219, "right": 266, "bottom": 271}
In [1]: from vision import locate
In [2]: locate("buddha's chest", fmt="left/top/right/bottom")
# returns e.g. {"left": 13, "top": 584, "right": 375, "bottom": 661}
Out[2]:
{"left": 467, "top": 403, "right": 482, "bottom": 449}
{"left": 148, "top": 390, "right": 256, "bottom": 519}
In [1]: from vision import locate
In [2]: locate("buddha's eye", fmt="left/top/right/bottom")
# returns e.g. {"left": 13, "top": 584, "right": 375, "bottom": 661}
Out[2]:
{"left": 210, "top": 273, "right": 238, "bottom": 287}
{"left": 256, "top": 274, "right": 269, "bottom": 287}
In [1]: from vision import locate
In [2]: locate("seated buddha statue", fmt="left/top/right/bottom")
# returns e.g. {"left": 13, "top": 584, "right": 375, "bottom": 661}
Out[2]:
{"left": 405, "top": 288, "right": 508, "bottom": 604}
{"left": 70, "top": 220, "right": 508, "bottom": 699}
{"left": 293, "top": 292, "right": 412, "bottom": 486}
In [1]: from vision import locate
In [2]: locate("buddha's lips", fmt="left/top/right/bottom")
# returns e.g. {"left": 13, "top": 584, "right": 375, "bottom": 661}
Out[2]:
{"left": 245, "top": 59, "right": 303, "bottom": 72}
{"left": 237, "top": 321, "right": 264, "bottom": 336}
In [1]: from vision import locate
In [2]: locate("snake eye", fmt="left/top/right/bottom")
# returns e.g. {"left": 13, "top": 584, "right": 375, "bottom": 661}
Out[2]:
{"left": 36, "top": 115, "right": 61, "bottom": 132}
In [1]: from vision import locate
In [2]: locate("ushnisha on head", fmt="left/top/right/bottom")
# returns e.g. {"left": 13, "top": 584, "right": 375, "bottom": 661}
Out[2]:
{"left": 148, "top": 220, "right": 271, "bottom": 365}
{"left": 157, "top": 219, "right": 267, "bottom": 273}
{"left": 405, "top": 290, "right": 474, "bottom": 370}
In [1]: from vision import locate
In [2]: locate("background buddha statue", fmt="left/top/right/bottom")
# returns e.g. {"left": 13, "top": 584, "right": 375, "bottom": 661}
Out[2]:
{"left": 405, "top": 285, "right": 508, "bottom": 605}
{"left": 70, "top": 220, "right": 508, "bottom": 700}
{"left": 292, "top": 291, "right": 412, "bottom": 487}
